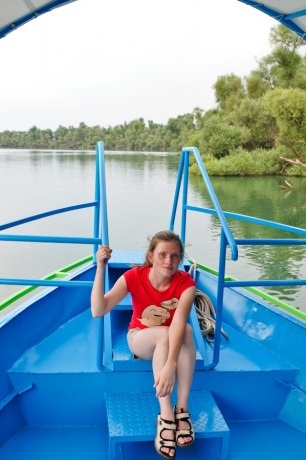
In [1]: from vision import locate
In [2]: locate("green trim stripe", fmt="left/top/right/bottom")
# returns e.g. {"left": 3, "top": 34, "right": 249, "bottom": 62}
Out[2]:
{"left": 1, "top": 256, "right": 305, "bottom": 322}
{"left": 0, "top": 255, "right": 93, "bottom": 312}
{"left": 195, "top": 261, "right": 306, "bottom": 322}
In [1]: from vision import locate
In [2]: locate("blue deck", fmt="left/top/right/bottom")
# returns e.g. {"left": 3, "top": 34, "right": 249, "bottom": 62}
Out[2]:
{"left": 1, "top": 422, "right": 305, "bottom": 460}
{"left": 1, "top": 251, "right": 305, "bottom": 459}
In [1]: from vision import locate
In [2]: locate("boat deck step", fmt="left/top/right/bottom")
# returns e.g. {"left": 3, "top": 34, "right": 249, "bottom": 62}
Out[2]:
{"left": 105, "top": 390, "right": 229, "bottom": 460}
{"left": 111, "top": 309, "right": 204, "bottom": 371}
{"left": 10, "top": 308, "right": 298, "bottom": 376}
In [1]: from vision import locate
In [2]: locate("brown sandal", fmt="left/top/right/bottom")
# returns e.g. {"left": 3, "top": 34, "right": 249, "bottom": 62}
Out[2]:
{"left": 155, "top": 414, "right": 177, "bottom": 459}
{"left": 174, "top": 406, "right": 195, "bottom": 448}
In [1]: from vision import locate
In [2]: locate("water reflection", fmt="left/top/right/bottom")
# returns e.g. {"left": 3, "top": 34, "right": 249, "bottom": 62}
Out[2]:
{"left": 188, "top": 173, "right": 306, "bottom": 306}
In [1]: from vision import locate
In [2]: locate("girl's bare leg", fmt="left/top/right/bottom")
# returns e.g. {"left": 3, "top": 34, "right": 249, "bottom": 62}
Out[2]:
{"left": 132, "top": 327, "right": 175, "bottom": 457}
{"left": 175, "top": 323, "right": 196, "bottom": 445}
{"left": 131, "top": 325, "right": 196, "bottom": 452}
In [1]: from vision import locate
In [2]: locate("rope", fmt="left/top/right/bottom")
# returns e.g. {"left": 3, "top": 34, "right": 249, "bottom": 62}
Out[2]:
{"left": 188, "top": 258, "right": 229, "bottom": 343}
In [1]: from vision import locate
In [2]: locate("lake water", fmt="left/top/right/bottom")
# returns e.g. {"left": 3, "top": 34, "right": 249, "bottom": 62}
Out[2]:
{"left": 0, "top": 149, "right": 305, "bottom": 312}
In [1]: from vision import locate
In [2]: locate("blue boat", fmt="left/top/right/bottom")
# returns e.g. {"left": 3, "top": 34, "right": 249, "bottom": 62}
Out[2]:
{"left": 0, "top": 2, "right": 306, "bottom": 459}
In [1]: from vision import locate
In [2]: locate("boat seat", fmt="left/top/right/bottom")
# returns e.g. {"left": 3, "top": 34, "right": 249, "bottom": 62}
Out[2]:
{"left": 106, "top": 300, "right": 206, "bottom": 371}
{"left": 101, "top": 255, "right": 204, "bottom": 371}
{"left": 105, "top": 389, "right": 229, "bottom": 459}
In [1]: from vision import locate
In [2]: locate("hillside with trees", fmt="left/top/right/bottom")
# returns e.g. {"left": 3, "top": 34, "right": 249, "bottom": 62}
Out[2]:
{"left": 1, "top": 25, "right": 306, "bottom": 176}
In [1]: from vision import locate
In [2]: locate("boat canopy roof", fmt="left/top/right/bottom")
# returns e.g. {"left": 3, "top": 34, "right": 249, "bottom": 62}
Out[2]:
{"left": 239, "top": 1, "right": 306, "bottom": 39}
{"left": 0, "top": 1, "right": 306, "bottom": 40}
{"left": 0, "top": 0, "right": 76, "bottom": 39}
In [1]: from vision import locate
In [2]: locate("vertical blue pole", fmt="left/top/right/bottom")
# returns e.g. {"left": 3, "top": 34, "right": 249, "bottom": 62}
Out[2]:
{"left": 205, "top": 228, "right": 227, "bottom": 369}
{"left": 97, "top": 141, "right": 109, "bottom": 247}
{"left": 95, "top": 141, "right": 110, "bottom": 371}
{"left": 180, "top": 149, "right": 189, "bottom": 246}
{"left": 93, "top": 143, "right": 100, "bottom": 264}
{"left": 169, "top": 151, "right": 185, "bottom": 231}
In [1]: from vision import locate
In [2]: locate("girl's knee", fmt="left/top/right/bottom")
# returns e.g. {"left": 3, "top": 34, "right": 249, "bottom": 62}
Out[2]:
{"left": 184, "top": 323, "right": 194, "bottom": 344}
{"left": 158, "top": 326, "right": 170, "bottom": 344}
{"left": 148, "top": 326, "right": 170, "bottom": 349}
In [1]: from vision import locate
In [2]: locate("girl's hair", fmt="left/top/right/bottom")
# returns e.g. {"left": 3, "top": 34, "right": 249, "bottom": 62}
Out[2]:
{"left": 141, "top": 230, "right": 184, "bottom": 267}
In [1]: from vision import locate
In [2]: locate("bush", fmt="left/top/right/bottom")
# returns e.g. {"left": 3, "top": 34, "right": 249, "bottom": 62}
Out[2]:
{"left": 190, "top": 148, "right": 284, "bottom": 176}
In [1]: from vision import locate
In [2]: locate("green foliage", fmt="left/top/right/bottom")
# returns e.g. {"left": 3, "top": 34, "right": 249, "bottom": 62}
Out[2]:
{"left": 264, "top": 88, "right": 306, "bottom": 159}
{"left": 254, "top": 25, "right": 306, "bottom": 91}
{"left": 0, "top": 116, "right": 197, "bottom": 153}
{"left": 284, "top": 164, "right": 306, "bottom": 177}
{"left": 213, "top": 73, "right": 246, "bottom": 110}
{"left": 245, "top": 70, "right": 271, "bottom": 99}
{"left": 263, "top": 47, "right": 305, "bottom": 88}
{"left": 269, "top": 25, "right": 306, "bottom": 52}
{"left": 190, "top": 148, "right": 283, "bottom": 176}
{"left": 228, "top": 98, "right": 277, "bottom": 150}
{"left": 191, "top": 114, "right": 249, "bottom": 158}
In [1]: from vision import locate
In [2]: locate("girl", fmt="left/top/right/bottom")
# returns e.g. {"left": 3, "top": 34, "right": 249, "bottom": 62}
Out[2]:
{"left": 91, "top": 230, "right": 196, "bottom": 459}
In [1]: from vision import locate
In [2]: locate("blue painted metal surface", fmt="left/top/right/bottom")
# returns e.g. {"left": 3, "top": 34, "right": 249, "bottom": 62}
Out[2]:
{"left": 0, "top": 252, "right": 305, "bottom": 458}
{"left": 0, "top": 142, "right": 107, "bottom": 290}
{"left": 1, "top": 0, "right": 306, "bottom": 456}
{"left": 169, "top": 146, "right": 306, "bottom": 369}
{"left": 0, "top": 143, "right": 306, "bottom": 459}
{"left": 106, "top": 390, "right": 229, "bottom": 460}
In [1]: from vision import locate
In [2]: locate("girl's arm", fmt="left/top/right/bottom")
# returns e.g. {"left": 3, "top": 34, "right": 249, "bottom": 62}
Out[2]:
{"left": 91, "top": 246, "right": 128, "bottom": 318}
{"left": 167, "top": 285, "right": 196, "bottom": 363}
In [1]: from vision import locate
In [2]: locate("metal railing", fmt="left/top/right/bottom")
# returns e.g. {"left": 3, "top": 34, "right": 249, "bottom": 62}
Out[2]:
{"left": 0, "top": 141, "right": 110, "bottom": 370}
{"left": 1, "top": 143, "right": 305, "bottom": 371}
{"left": 0, "top": 141, "right": 108, "bottom": 292}
{"left": 170, "top": 147, "right": 306, "bottom": 370}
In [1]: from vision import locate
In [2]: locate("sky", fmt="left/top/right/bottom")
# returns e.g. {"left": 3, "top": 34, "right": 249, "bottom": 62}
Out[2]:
{"left": 0, "top": 0, "right": 278, "bottom": 132}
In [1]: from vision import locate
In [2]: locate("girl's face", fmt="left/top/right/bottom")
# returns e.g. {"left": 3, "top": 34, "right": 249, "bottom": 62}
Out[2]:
{"left": 148, "top": 241, "right": 182, "bottom": 277}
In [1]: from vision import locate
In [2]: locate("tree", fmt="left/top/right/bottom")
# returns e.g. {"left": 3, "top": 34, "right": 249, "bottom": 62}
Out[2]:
{"left": 269, "top": 24, "right": 306, "bottom": 52}
{"left": 250, "top": 25, "right": 306, "bottom": 91}
{"left": 192, "top": 114, "right": 249, "bottom": 158}
{"left": 229, "top": 98, "right": 277, "bottom": 150}
{"left": 264, "top": 88, "right": 306, "bottom": 159}
{"left": 245, "top": 69, "right": 272, "bottom": 99}
{"left": 213, "top": 74, "right": 246, "bottom": 111}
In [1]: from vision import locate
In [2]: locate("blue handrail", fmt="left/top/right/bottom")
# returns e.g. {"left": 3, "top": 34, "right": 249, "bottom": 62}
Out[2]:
{"left": 0, "top": 141, "right": 108, "bottom": 289}
{"left": 95, "top": 141, "right": 111, "bottom": 371}
{"left": 170, "top": 146, "right": 306, "bottom": 370}
{"left": 1, "top": 143, "right": 305, "bottom": 372}
{"left": 170, "top": 148, "right": 238, "bottom": 261}
{"left": 0, "top": 141, "right": 109, "bottom": 369}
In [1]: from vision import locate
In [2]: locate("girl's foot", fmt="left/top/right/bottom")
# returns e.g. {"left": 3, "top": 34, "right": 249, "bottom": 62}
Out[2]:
{"left": 155, "top": 414, "right": 176, "bottom": 459}
{"left": 174, "top": 406, "right": 195, "bottom": 448}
